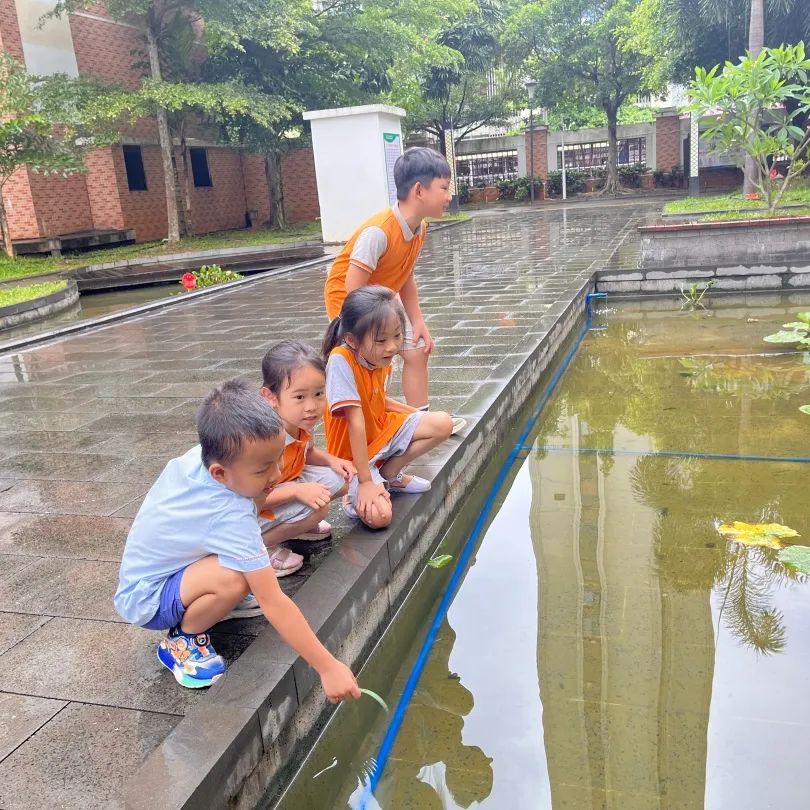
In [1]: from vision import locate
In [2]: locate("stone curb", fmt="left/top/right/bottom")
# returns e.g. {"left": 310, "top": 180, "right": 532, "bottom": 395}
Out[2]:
{"left": 123, "top": 275, "right": 594, "bottom": 810}
{"left": 0, "top": 281, "right": 79, "bottom": 331}
{"left": 0, "top": 255, "right": 334, "bottom": 357}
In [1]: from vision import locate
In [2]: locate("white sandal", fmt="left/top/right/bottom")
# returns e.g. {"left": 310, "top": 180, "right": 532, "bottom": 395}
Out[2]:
{"left": 387, "top": 471, "right": 431, "bottom": 494}
{"left": 267, "top": 546, "right": 304, "bottom": 577}
{"left": 294, "top": 520, "right": 333, "bottom": 541}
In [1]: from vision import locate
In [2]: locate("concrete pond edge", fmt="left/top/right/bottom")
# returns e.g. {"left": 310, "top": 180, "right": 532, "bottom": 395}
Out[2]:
{"left": 0, "top": 280, "right": 79, "bottom": 331}
{"left": 123, "top": 278, "right": 595, "bottom": 810}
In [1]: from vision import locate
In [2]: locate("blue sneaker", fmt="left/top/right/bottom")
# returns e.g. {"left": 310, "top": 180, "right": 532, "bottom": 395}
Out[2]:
{"left": 157, "top": 627, "right": 226, "bottom": 688}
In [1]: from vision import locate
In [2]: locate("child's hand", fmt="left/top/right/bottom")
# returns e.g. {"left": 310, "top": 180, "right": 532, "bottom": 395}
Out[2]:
{"left": 356, "top": 480, "right": 390, "bottom": 523}
{"left": 320, "top": 660, "right": 361, "bottom": 703}
{"left": 295, "top": 482, "right": 331, "bottom": 510}
{"left": 330, "top": 457, "right": 356, "bottom": 480}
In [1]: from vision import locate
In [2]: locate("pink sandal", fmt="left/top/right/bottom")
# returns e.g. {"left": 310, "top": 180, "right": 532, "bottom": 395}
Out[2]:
{"left": 294, "top": 520, "right": 333, "bottom": 541}
{"left": 268, "top": 546, "right": 304, "bottom": 577}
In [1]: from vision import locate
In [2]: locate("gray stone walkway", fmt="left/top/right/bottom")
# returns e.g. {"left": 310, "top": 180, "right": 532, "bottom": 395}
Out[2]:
{"left": 0, "top": 199, "right": 658, "bottom": 809}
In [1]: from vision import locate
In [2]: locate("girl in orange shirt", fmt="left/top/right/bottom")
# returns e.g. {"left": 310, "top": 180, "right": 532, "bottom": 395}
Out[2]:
{"left": 258, "top": 341, "right": 355, "bottom": 575}
{"left": 322, "top": 286, "right": 452, "bottom": 529}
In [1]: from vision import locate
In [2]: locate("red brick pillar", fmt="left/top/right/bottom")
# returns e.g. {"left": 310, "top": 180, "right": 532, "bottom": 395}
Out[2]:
{"left": 655, "top": 112, "right": 682, "bottom": 171}
{"left": 524, "top": 124, "right": 549, "bottom": 199}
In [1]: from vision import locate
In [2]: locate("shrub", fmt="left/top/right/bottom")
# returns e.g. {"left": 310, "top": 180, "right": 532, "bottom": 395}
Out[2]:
{"left": 180, "top": 264, "right": 243, "bottom": 292}
{"left": 515, "top": 185, "right": 530, "bottom": 201}
{"left": 546, "top": 170, "right": 587, "bottom": 196}
{"left": 618, "top": 163, "right": 646, "bottom": 188}
{"left": 458, "top": 183, "right": 471, "bottom": 204}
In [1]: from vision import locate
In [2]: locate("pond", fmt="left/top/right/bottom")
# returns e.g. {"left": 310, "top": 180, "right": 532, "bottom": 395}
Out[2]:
{"left": 270, "top": 293, "right": 810, "bottom": 810}
{"left": 0, "top": 284, "right": 179, "bottom": 342}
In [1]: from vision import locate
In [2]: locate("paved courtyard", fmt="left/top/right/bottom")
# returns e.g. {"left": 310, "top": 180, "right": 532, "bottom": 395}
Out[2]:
{"left": 0, "top": 200, "right": 658, "bottom": 808}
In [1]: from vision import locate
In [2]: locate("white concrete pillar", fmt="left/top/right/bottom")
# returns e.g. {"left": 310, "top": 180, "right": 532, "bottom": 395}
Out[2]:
{"left": 303, "top": 104, "right": 406, "bottom": 242}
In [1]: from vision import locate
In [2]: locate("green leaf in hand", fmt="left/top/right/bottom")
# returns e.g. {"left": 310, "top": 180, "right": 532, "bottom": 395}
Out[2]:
{"left": 359, "top": 688, "right": 389, "bottom": 713}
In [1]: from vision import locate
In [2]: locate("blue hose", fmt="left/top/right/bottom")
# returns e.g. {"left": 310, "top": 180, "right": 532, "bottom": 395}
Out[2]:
{"left": 360, "top": 299, "right": 596, "bottom": 806}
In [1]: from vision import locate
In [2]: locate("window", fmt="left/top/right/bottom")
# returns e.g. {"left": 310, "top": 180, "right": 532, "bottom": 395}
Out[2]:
{"left": 122, "top": 145, "right": 147, "bottom": 191}
{"left": 190, "top": 147, "right": 212, "bottom": 187}
{"left": 557, "top": 137, "right": 646, "bottom": 169}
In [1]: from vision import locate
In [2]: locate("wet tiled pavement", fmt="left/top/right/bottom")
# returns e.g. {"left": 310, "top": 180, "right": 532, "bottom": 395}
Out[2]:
{"left": 0, "top": 199, "right": 659, "bottom": 808}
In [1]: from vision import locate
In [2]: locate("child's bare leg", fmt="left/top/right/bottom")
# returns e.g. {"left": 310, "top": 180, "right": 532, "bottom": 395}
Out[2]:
{"left": 261, "top": 505, "right": 329, "bottom": 547}
{"left": 401, "top": 348, "right": 430, "bottom": 408}
{"left": 379, "top": 411, "right": 452, "bottom": 481}
{"left": 179, "top": 556, "right": 249, "bottom": 634}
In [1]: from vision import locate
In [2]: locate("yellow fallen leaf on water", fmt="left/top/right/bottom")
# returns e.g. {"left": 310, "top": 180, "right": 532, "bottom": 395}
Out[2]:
{"left": 717, "top": 521, "right": 800, "bottom": 549}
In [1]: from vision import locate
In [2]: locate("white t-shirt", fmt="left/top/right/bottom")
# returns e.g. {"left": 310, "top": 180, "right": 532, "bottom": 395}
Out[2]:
{"left": 114, "top": 445, "right": 270, "bottom": 626}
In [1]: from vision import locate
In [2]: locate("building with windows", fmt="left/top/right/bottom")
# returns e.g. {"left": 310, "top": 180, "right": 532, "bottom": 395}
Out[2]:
{"left": 0, "top": 0, "right": 319, "bottom": 247}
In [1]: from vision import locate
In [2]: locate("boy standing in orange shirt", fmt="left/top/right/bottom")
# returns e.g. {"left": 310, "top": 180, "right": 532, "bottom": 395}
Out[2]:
{"left": 324, "top": 147, "right": 463, "bottom": 433}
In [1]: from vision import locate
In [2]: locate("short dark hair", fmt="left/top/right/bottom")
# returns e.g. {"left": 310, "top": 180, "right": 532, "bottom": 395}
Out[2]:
{"left": 261, "top": 340, "right": 325, "bottom": 393}
{"left": 394, "top": 147, "right": 450, "bottom": 200}
{"left": 197, "top": 378, "right": 282, "bottom": 467}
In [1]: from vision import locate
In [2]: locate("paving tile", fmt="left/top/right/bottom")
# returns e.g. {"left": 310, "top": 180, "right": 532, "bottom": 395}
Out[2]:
{"left": 0, "top": 430, "right": 112, "bottom": 454}
{"left": 0, "top": 612, "right": 51, "bottom": 655}
{"left": 0, "top": 618, "right": 255, "bottom": 714}
{"left": 0, "top": 557, "right": 121, "bottom": 621}
{"left": 1, "top": 452, "right": 125, "bottom": 482}
{"left": 0, "top": 693, "right": 66, "bottom": 762}
{"left": 0, "top": 703, "right": 181, "bottom": 810}
{"left": 0, "top": 514, "right": 129, "bottom": 560}
{"left": 0, "top": 481, "right": 148, "bottom": 516}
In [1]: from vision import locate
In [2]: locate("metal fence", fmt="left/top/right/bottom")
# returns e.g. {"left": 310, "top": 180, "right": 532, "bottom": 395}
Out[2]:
{"left": 456, "top": 150, "right": 519, "bottom": 186}
{"left": 556, "top": 137, "right": 646, "bottom": 169}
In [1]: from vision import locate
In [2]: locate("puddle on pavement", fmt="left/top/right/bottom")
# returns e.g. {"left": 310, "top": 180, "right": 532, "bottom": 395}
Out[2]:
{"left": 270, "top": 293, "right": 810, "bottom": 810}
{"left": 0, "top": 284, "right": 181, "bottom": 342}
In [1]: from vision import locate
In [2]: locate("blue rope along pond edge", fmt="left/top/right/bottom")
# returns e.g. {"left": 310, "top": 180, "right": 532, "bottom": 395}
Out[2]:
{"left": 359, "top": 294, "right": 600, "bottom": 806}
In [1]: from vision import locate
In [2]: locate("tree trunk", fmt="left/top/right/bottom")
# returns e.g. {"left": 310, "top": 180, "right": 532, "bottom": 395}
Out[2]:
{"left": 178, "top": 137, "right": 194, "bottom": 237}
{"left": 146, "top": 20, "right": 181, "bottom": 243}
{"left": 602, "top": 106, "right": 621, "bottom": 194}
{"left": 265, "top": 151, "right": 286, "bottom": 230}
{"left": 743, "top": 0, "right": 765, "bottom": 196}
{"left": 0, "top": 188, "right": 14, "bottom": 258}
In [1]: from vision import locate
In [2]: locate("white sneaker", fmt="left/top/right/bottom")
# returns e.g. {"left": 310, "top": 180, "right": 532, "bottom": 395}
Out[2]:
{"left": 224, "top": 592, "right": 264, "bottom": 620}
{"left": 387, "top": 472, "right": 431, "bottom": 494}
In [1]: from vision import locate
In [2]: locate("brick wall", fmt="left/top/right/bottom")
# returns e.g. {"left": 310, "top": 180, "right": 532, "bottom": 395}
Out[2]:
{"left": 655, "top": 114, "right": 682, "bottom": 170}
{"left": 114, "top": 144, "right": 169, "bottom": 242}
{"left": 700, "top": 167, "right": 742, "bottom": 191}
{"left": 28, "top": 171, "right": 95, "bottom": 235}
{"left": 524, "top": 126, "right": 549, "bottom": 179}
{"left": 281, "top": 147, "right": 320, "bottom": 223}
{"left": 242, "top": 153, "right": 271, "bottom": 227}
{"left": 0, "top": 0, "right": 23, "bottom": 59}
{"left": 188, "top": 147, "right": 248, "bottom": 234}
{"left": 84, "top": 147, "right": 125, "bottom": 231}
{"left": 4, "top": 170, "right": 38, "bottom": 239}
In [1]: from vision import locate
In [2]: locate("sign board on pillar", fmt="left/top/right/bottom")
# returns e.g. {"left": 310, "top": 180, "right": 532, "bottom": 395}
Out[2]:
{"left": 303, "top": 104, "right": 406, "bottom": 243}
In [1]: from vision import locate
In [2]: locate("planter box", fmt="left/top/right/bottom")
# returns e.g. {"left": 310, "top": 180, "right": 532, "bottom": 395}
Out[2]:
{"left": 0, "top": 280, "right": 79, "bottom": 330}
{"left": 639, "top": 215, "right": 810, "bottom": 269}
{"left": 469, "top": 186, "right": 499, "bottom": 203}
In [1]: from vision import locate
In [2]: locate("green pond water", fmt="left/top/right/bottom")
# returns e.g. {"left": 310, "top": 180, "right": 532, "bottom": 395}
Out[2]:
{"left": 272, "top": 294, "right": 810, "bottom": 810}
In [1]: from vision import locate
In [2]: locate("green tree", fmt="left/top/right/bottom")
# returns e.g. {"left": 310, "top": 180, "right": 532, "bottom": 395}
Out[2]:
{"left": 398, "top": 1, "right": 519, "bottom": 152}
{"left": 0, "top": 53, "right": 96, "bottom": 258}
{"left": 688, "top": 43, "right": 810, "bottom": 211}
{"left": 504, "top": 0, "right": 667, "bottom": 194}
{"left": 50, "top": 0, "right": 308, "bottom": 242}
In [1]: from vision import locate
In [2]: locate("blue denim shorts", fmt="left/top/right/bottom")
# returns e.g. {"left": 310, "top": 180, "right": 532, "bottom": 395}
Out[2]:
{"left": 142, "top": 568, "right": 186, "bottom": 630}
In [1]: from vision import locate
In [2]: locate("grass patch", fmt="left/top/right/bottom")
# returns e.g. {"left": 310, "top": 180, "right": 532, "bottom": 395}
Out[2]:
{"left": 700, "top": 206, "right": 810, "bottom": 222}
{"left": 0, "top": 281, "right": 67, "bottom": 308}
{"left": 663, "top": 180, "right": 810, "bottom": 215}
{"left": 0, "top": 221, "right": 321, "bottom": 283}
{"left": 427, "top": 212, "right": 472, "bottom": 223}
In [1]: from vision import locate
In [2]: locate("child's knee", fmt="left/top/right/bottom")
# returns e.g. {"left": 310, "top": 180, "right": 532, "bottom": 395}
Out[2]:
{"left": 362, "top": 499, "right": 392, "bottom": 530}
{"left": 222, "top": 567, "right": 249, "bottom": 597}
{"left": 432, "top": 411, "right": 453, "bottom": 439}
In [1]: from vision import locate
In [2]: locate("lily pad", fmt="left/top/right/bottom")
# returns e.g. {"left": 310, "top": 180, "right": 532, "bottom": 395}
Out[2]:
{"left": 797, "top": 312, "right": 810, "bottom": 325}
{"left": 359, "top": 688, "right": 390, "bottom": 713}
{"left": 799, "top": 405, "right": 810, "bottom": 415}
{"left": 427, "top": 554, "right": 454, "bottom": 569}
{"left": 717, "top": 521, "right": 800, "bottom": 549}
{"left": 763, "top": 330, "right": 805, "bottom": 343}
{"left": 778, "top": 545, "right": 810, "bottom": 574}
{"left": 781, "top": 322, "right": 810, "bottom": 330}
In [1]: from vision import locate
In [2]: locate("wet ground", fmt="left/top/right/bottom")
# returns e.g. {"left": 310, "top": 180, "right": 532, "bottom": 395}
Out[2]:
{"left": 276, "top": 295, "right": 810, "bottom": 810}
{"left": 0, "top": 200, "right": 659, "bottom": 808}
